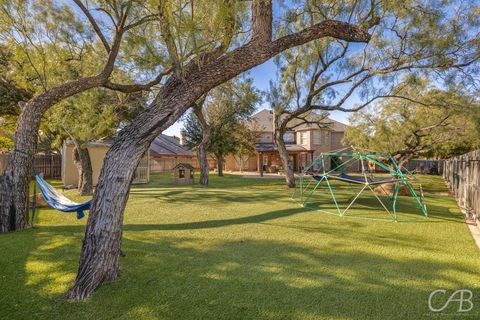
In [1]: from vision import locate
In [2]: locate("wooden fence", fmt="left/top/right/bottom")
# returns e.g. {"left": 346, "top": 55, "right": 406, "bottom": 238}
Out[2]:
{"left": 407, "top": 159, "right": 443, "bottom": 175}
{"left": 443, "top": 150, "right": 480, "bottom": 221}
{"left": 133, "top": 157, "right": 150, "bottom": 184}
{"left": 0, "top": 153, "right": 62, "bottom": 178}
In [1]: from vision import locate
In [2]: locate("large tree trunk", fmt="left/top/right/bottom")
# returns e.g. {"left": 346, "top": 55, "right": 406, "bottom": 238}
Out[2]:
{"left": 73, "top": 140, "right": 93, "bottom": 196}
{"left": 67, "top": 83, "right": 189, "bottom": 300}
{"left": 216, "top": 154, "right": 224, "bottom": 177}
{"left": 193, "top": 103, "right": 211, "bottom": 185}
{"left": 274, "top": 127, "right": 295, "bottom": 188}
{"left": 67, "top": 10, "right": 375, "bottom": 299}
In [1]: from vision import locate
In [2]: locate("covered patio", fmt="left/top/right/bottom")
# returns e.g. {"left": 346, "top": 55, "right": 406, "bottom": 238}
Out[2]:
{"left": 255, "top": 143, "right": 314, "bottom": 177}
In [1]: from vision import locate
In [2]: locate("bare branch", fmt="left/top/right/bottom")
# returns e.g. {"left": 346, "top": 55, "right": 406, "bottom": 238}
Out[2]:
{"left": 124, "top": 14, "right": 157, "bottom": 32}
{"left": 103, "top": 68, "right": 173, "bottom": 93}
{"left": 272, "top": 19, "right": 378, "bottom": 51}
{"left": 73, "top": 0, "right": 111, "bottom": 53}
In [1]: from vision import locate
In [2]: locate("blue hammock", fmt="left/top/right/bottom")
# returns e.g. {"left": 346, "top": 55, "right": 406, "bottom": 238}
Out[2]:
{"left": 35, "top": 175, "right": 91, "bottom": 219}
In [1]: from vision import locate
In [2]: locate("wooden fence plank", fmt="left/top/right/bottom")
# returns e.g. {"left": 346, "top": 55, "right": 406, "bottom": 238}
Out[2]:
{"left": 0, "top": 153, "right": 62, "bottom": 178}
{"left": 443, "top": 150, "right": 480, "bottom": 222}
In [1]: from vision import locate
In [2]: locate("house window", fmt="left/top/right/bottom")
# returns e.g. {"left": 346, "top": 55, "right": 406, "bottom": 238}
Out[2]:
{"left": 299, "top": 132, "right": 307, "bottom": 145}
{"left": 313, "top": 131, "right": 321, "bottom": 145}
{"left": 283, "top": 132, "right": 295, "bottom": 144}
{"left": 325, "top": 132, "right": 330, "bottom": 144}
{"left": 179, "top": 169, "right": 185, "bottom": 178}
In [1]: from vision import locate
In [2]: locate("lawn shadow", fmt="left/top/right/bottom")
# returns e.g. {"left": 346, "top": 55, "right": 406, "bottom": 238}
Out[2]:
{"left": 4, "top": 227, "right": 478, "bottom": 319}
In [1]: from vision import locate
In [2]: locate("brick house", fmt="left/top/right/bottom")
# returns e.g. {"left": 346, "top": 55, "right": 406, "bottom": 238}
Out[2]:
{"left": 224, "top": 109, "right": 348, "bottom": 173}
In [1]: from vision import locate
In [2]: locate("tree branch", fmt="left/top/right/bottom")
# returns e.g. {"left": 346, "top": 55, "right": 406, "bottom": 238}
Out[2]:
{"left": 73, "top": 0, "right": 111, "bottom": 53}
{"left": 103, "top": 68, "right": 173, "bottom": 93}
{"left": 158, "top": 2, "right": 181, "bottom": 76}
{"left": 251, "top": 0, "right": 272, "bottom": 43}
{"left": 272, "top": 19, "right": 377, "bottom": 51}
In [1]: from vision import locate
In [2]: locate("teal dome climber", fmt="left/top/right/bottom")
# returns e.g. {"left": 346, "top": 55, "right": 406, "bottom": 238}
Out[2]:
{"left": 295, "top": 147, "right": 428, "bottom": 222}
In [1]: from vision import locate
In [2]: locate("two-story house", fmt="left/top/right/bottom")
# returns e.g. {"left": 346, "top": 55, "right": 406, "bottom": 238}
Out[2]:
{"left": 224, "top": 109, "right": 348, "bottom": 173}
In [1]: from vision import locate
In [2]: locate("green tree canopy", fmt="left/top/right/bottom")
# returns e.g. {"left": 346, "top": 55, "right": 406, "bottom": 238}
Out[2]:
{"left": 344, "top": 81, "right": 480, "bottom": 163}
{"left": 183, "top": 77, "right": 260, "bottom": 165}
{"left": 42, "top": 89, "right": 145, "bottom": 149}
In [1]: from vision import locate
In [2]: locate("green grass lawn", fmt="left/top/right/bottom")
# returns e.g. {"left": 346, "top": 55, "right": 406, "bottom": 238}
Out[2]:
{"left": 1, "top": 173, "right": 479, "bottom": 319}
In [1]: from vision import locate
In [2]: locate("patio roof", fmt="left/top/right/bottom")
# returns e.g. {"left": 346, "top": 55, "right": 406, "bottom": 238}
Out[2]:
{"left": 255, "top": 142, "right": 310, "bottom": 153}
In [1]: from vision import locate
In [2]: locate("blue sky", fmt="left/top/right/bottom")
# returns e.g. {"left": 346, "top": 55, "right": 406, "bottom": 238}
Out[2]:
{"left": 163, "top": 58, "right": 354, "bottom": 136}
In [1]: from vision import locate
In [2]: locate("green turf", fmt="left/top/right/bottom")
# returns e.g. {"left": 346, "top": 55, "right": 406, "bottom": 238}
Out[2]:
{"left": 1, "top": 173, "right": 479, "bottom": 319}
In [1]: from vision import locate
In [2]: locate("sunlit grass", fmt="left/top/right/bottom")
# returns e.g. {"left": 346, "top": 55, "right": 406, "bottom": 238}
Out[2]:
{"left": 1, "top": 173, "right": 479, "bottom": 319}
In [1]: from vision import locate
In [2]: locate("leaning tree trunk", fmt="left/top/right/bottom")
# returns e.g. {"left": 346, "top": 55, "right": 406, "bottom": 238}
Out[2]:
{"left": 274, "top": 129, "right": 295, "bottom": 188}
{"left": 73, "top": 141, "right": 93, "bottom": 196}
{"left": 67, "top": 80, "right": 192, "bottom": 300}
{"left": 216, "top": 154, "right": 224, "bottom": 177}
{"left": 67, "top": 12, "right": 375, "bottom": 299}
{"left": 193, "top": 103, "right": 211, "bottom": 185}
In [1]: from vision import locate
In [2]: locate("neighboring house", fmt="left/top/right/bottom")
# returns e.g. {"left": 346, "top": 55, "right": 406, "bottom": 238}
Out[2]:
{"left": 62, "top": 134, "right": 215, "bottom": 187}
{"left": 149, "top": 134, "right": 216, "bottom": 172}
{"left": 224, "top": 109, "right": 348, "bottom": 173}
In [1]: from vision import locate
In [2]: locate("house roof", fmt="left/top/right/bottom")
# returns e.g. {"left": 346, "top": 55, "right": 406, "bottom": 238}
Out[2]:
{"left": 66, "top": 134, "right": 193, "bottom": 156}
{"left": 149, "top": 134, "right": 193, "bottom": 156}
{"left": 249, "top": 109, "right": 274, "bottom": 132}
{"left": 249, "top": 109, "right": 346, "bottom": 132}
{"left": 173, "top": 163, "right": 194, "bottom": 169}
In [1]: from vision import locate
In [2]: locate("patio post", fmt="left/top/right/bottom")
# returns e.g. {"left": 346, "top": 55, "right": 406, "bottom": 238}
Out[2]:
{"left": 259, "top": 152, "right": 264, "bottom": 177}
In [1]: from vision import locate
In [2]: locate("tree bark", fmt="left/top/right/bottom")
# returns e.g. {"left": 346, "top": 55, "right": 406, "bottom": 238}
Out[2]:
{"left": 193, "top": 102, "right": 211, "bottom": 185}
{"left": 67, "top": 8, "right": 376, "bottom": 300}
{"left": 73, "top": 140, "right": 93, "bottom": 196}
{"left": 274, "top": 119, "right": 295, "bottom": 188}
{"left": 216, "top": 154, "right": 224, "bottom": 177}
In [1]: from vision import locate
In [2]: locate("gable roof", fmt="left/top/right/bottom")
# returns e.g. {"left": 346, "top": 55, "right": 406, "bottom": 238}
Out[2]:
{"left": 249, "top": 109, "right": 274, "bottom": 132}
{"left": 173, "top": 163, "right": 194, "bottom": 169}
{"left": 149, "top": 134, "right": 192, "bottom": 156}
{"left": 249, "top": 108, "right": 346, "bottom": 132}
{"left": 65, "top": 134, "right": 193, "bottom": 156}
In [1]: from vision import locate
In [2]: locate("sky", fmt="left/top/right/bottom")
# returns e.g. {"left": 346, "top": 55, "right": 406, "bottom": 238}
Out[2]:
{"left": 163, "top": 58, "right": 356, "bottom": 137}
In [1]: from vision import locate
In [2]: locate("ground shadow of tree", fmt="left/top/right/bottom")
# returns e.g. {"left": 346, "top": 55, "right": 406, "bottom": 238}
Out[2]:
{"left": 2, "top": 203, "right": 479, "bottom": 320}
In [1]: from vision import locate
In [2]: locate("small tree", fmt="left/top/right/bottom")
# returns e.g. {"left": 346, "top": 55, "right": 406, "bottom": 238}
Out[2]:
{"left": 43, "top": 89, "right": 144, "bottom": 195}
{"left": 184, "top": 77, "right": 259, "bottom": 181}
